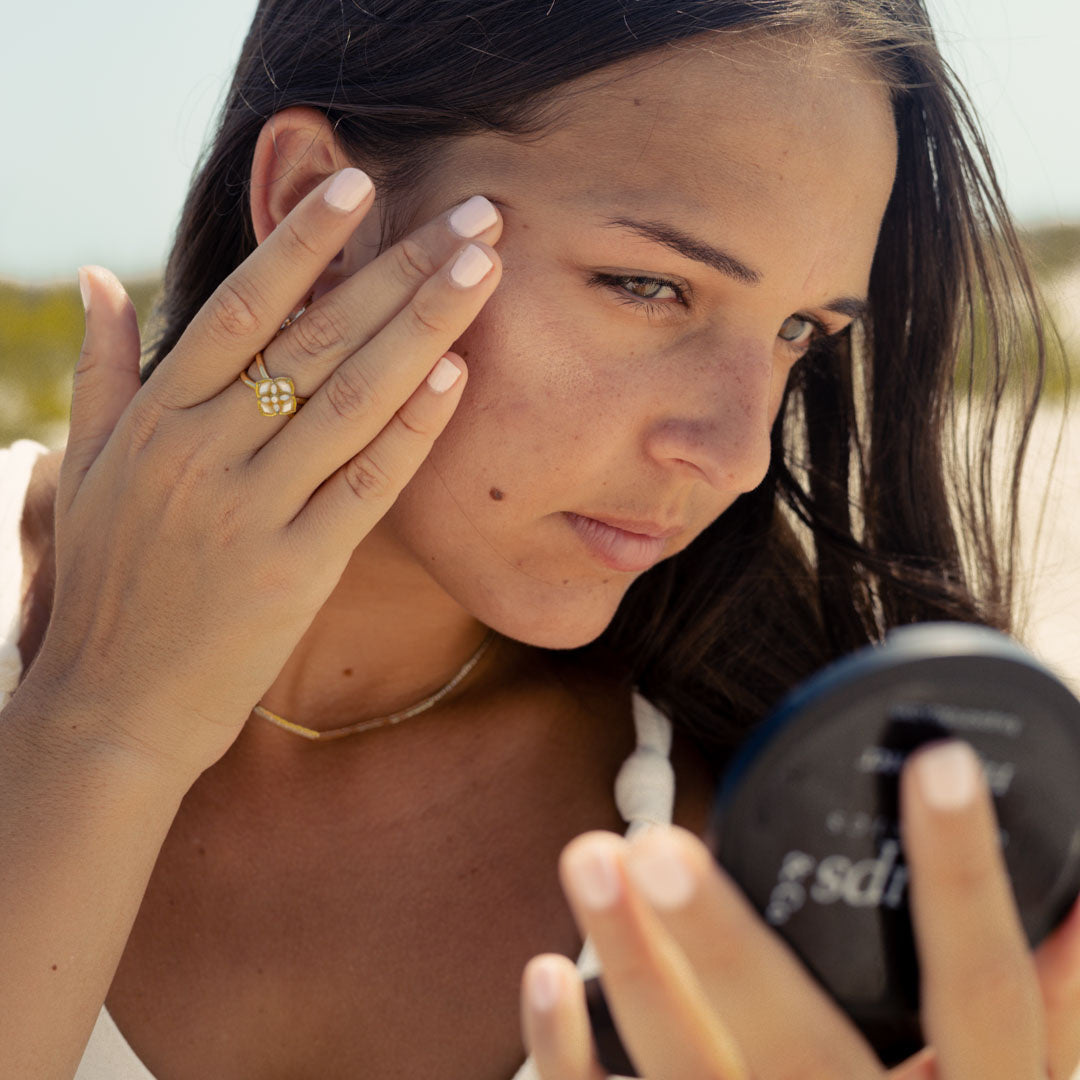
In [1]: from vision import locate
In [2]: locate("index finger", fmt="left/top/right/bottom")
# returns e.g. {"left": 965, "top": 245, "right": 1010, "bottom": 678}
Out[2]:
{"left": 151, "top": 166, "right": 376, "bottom": 405}
{"left": 618, "top": 824, "right": 885, "bottom": 1079}
{"left": 902, "top": 739, "right": 1048, "bottom": 1080}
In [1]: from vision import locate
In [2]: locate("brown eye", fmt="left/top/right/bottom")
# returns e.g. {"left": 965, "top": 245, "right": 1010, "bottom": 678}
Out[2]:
{"left": 621, "top": 277, "right": 679, "bottom": 301}
{"left": 587, "top": 272, "right": 689, "bottom": 311}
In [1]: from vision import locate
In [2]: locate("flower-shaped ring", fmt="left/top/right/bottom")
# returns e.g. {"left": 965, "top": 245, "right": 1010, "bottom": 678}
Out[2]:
{"left": 239, "top": 352, "right": 309, "bottom": 416}
{"left": 237, "top": 294, "right": 313, "bottom": 417}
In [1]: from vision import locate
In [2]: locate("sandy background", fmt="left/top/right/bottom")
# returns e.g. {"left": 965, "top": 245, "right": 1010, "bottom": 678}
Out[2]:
{"left": 1015, "top": 263, "right": 1080, "bottom": 695}
{"left": 1014, "top": 399, "right": 1079, "bottom": 695}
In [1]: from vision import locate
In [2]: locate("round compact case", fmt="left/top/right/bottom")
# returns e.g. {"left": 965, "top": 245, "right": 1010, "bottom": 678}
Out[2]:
{"left": 585, "top": 622, "right": 1080, "bottom": 1076}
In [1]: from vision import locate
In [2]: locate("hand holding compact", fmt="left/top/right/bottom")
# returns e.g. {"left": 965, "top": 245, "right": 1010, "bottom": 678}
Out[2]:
{"left": 520, "top": 744, "right": 1080, "bottom": 1079}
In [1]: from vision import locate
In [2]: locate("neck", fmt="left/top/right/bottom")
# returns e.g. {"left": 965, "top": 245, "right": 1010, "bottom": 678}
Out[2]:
{"left": 228, "top": 523, "right": 540, "bottom": 767}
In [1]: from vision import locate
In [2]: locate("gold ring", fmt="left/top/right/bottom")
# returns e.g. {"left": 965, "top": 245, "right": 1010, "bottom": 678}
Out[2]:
{"left": 237, "top": 292, "right": 314, "bottom": 417}
{"left": 239, "top": 353, "right": 308, "bottom": 416}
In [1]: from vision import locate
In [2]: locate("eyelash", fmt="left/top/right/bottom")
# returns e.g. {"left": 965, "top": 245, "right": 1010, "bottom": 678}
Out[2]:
{"left": 586, "top": 271, "right": 835, "bottom": 356}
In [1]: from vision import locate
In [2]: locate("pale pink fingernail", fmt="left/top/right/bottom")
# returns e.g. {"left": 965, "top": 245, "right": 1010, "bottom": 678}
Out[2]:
{"left": 449, "top": 244, "right": 493, "bottom": 288}
{"left": 526, "top": 959, "right": 562, "bottom": 1012}
{"left": 448, "top": 195, "right": 498, "bottom": 238}
{"left": 78, "top": 267, "right": 92, "bottom": 314}
{"left": 564, "top": 838, "right": 621, "bottom": 910}
{"left": 426, "top": 356, "right": 462, "bottom": 393}
{"left": 625, "top": 827, "right": 696, "bottom": 910}
{"left": 913, "top": 740, "right": 980, "bottom": 811}
{"left": 324, "top": 168, "right": 373, "bottom": 212}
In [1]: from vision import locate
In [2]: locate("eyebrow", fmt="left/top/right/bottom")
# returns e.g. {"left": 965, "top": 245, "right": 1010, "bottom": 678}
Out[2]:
{"left": 597, "top": 215, "right": 869, "bottom": 321}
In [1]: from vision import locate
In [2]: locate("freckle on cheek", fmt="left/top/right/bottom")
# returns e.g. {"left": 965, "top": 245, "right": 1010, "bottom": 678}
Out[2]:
{"left": 489, "top": 488, "right": 505, "bottom": 501}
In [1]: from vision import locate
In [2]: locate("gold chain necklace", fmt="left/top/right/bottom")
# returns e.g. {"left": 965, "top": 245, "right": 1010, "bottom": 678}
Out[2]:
{"left": 252, "top": 629, "right": 496, "bottom": 741}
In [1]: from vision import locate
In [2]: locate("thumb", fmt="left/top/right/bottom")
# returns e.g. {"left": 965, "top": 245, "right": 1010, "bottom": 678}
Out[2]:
{"left": 58, "top": 265, "right": 144, "bottom": 516}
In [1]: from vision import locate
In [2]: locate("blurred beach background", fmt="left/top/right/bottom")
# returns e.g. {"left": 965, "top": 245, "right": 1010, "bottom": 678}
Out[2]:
{"left": 1, "top": 0, "right": 1077, "bottom": 691}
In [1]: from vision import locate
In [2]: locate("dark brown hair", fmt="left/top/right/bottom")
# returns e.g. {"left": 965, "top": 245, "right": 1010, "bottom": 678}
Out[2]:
{"left": 142, "top": 0, "right": 1067, "bottom": 776}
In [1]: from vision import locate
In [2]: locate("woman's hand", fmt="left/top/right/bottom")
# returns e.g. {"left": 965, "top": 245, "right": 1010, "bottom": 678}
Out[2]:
{"left": 20, "top": 169, "right": 503, "bottom": 780}
{"left": 520, "top": 739, "right": 1080, "bottom": 1079}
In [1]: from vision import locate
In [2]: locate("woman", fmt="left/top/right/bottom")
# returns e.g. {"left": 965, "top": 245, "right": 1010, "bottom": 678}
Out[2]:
{"left": 1, "top": 1, "right": 1076, "bottom": 1077}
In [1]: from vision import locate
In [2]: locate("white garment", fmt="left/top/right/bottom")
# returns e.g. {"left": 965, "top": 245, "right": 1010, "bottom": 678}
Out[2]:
{"left": 0, "top": 439, "right": 675, "bottom": 1080}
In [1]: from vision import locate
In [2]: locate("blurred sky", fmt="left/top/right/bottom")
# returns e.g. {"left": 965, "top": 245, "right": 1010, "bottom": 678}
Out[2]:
{"left": 3, "top": 0, "right": 1078, "bottom": 284}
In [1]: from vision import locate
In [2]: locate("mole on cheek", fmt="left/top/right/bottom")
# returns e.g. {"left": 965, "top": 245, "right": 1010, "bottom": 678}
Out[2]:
{"left": 489, "top": 488, "right": 505, "bottom": 501}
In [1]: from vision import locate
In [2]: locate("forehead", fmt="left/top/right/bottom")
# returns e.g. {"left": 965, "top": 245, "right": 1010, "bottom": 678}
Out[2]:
{"left": 437, "top": 32, "right": 898, "bottom": 287}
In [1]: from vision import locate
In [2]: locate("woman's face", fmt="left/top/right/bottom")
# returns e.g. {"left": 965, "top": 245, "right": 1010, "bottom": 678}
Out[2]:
{"left": 367, "top": 33, "right": 898, "bottom": 648}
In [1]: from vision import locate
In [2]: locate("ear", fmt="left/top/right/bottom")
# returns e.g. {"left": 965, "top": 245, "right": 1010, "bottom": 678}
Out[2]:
{"left": 249, "top": 106, "right": 383, "bottom": 297}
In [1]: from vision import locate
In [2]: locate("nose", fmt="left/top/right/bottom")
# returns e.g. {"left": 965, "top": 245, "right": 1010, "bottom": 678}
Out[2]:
{"left": 642, "top": 334, "right": 781, "bottom": 495}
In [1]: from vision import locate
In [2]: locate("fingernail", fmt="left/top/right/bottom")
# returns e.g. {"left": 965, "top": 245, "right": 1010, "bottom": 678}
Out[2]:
{"left": 324, "top": 167, "right": 373, "bottom": 212}
{"left": 448, "top": 195, "right": 498, "bottom": 238}
{"left": 426, "top": 355, "right": 462, "bottom": 393}
{"left": 625, "top": 827, "right": 696, "bottom": 910}
{"left": 913, "top": 740, "right": 980, "bottom": 811}
{"left": 564, "top": 838, "right": 622, "bottom": 910}
{"left": 526, "top": 958, "right": 562, "bottom": 1012}
{"left": 78, "top": 267, "right": 91, "bottom": 314}
{"left": 449, "top": 244, "right": 494, "bottom": 288}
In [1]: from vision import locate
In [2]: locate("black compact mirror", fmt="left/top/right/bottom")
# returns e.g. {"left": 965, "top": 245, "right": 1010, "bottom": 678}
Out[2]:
{"left": 585, "top": 622, "right": 1080, "bottom": 1076}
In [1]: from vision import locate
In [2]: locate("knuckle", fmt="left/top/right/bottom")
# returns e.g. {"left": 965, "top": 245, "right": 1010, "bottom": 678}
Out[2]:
{"left": 209, "top": 278, "right": 264, "bottom": 342}
{"left": 123, "top": 397, "right": 170, "bottom": 454}
{"left": 324, "top": 365, "right": 381, "bottom": 422}
{"left": 141, "top": 421, "right": 231, "bottom": 504}
{"left": 392, "top": 236, "right": 438, "bottom": 284}
{"left": 280, "top": 219, "right": 321, "bottom": 261}
{"left": 74, "top": 340, "right": 98, "bottom": 378}
{"left": 213, "top": 494, "right": 248, "bottom": 550}
{"left": 171, "top": 438, "right": 216, "bottom": 487}
{"left": 406, "top": 294, "right": 451, "bottom": 338}
{"left": 153, "top": 449, "right": 214, "bottom": 514}
{"left": 392, "top": 402, "right": 439, "bottom": 440}
{"left": 285, "top": 302, "right": 343, "bottom": 361}
{"left": 342, "top": 451, "right": 393, "bottom": 501}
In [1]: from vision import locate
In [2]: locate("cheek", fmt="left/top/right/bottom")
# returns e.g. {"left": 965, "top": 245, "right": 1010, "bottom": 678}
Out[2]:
{"left": 424, "top": 279, "right": 630, "bottom": 490}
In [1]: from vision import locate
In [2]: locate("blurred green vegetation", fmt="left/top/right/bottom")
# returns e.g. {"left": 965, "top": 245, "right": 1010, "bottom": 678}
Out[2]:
{"left": 0, "top": 275, "right": 162, "bottom": 449}
{"left": 2, "top": 223, "right": 1078, "bottom": 450}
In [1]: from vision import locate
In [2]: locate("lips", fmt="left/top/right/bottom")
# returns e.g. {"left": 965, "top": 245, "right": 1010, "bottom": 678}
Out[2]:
{"left": 575, "top": 514, "right": 683, "bottom": 539}
{"left": 562, "top": 512, "right": 675, "bottom": 572}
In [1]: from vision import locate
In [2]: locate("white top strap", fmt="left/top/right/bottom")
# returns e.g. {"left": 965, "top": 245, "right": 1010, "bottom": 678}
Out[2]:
{"left": 0, "top": 438, "right": 50, "bottom": 707}
{"left": 614, "top": 689, "right": 676, "bottom": 836}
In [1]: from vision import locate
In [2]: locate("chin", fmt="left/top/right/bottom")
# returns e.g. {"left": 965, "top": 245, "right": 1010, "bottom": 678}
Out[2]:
{"left": 461, "top": 574, "right": 629, "bottom": 652}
